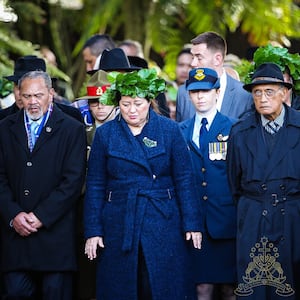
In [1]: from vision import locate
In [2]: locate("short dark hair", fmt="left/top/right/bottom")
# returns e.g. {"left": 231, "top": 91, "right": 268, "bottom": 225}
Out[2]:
{"left": 177, "top": 48, "right": 192, "bottom": 60}
{"left": 191, "top": 32, "right": 227, "bottom": 58}
{"left": 83, "top": 34, "right": 115, "bottom": 56}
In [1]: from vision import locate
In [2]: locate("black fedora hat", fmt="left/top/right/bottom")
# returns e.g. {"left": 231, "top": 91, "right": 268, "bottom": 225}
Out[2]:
{"left": 128, "top": 56, "right": 148, "bottom": 69}
{"left": 88, "top": 48, "right": 141, "bottom": 75}
{"left": 5, "top": 55, "right": 46, "bottom": 83}
{"left": 243, "top": 62, "right": 293, "bottom": 92}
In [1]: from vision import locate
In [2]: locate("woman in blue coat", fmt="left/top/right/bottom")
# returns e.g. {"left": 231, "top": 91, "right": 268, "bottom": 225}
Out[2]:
{"left": 84, "top": 69, "right": 203, "bottom": 300}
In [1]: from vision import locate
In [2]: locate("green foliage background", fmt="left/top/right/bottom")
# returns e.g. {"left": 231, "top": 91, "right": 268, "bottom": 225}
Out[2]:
{"left": 1, "top": 0, "right": 300, "bottom": 98}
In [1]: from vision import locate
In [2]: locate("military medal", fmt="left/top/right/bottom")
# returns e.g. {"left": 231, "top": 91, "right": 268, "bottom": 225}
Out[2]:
{"left": 209, "top": 141, "right": 228, "bottom": 160}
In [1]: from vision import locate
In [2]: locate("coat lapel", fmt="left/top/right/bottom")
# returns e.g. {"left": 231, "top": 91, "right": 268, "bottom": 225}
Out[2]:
{"left": 220, "top": 75, "right": 234, "bottom": 116}
{"left": 31, "top": 107, "right": 64, "bottom": 154}
{"left": 263, "top": 108, "right": 300, "bottom": 179}
{"left": 9, "top": 110, "right": 29, "bottom": 153}
{"left": 207, "top": 112, "right": 229, "bottom": 142}
{"left": 108, "top": 110, "right": 165, "bottom": 174}
{"left": 181, "top": 116, "right": 202, "bottom": 156}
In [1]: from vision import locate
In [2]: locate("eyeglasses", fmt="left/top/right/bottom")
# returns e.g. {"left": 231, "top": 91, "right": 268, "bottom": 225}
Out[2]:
{"left": 89, "top": 102, "right": 102, "bottom": 108}
{"left": 252, "top": 87, "right": 282, "bottom": 99}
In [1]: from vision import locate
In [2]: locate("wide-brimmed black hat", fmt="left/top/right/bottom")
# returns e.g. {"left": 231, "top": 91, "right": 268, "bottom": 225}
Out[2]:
{"left": 243, "top": 62, "right": 293, "bottom": 91}
{"left": 5, "top": 55, "right": 46, "bottom": 83}
{"left": 128, "top": 56, "right": 148, "bottom": 69}
{"left": 88, "top": 48, "right": 141, "bottom": 75}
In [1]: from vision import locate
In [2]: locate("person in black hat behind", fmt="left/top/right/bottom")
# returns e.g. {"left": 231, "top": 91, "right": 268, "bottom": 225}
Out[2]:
{"left": 0, "top": 55, "right": 83, "bottom": 123}
{"left": 90, "top": 48, "right": 170, "bottom": 118}
{"left": 227, "top": 62, "right": 300, "bottom": 299}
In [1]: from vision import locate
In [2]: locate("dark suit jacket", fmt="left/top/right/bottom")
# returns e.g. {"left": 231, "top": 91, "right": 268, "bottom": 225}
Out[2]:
{"left": 0, "top": 106, "right": 86, "bottom": 271}
{"left": 176, "top": 74, "right": 253, "bottom": 122}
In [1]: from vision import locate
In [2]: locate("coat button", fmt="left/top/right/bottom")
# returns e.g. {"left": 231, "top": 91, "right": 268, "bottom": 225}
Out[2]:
{"left": 202, "top": 182, "right": 207, "bottom": 187}
{"left": 279, "top": 184, "right": 285, "bottom": 190}
{"left": 26, "top": 162, "right": 32, "bottom": 167}
{"left": 152, "top": 174, "right": 156, "bottom": 180}
{"left": 24, "top": 189, "right": 30, "bottom": 196}
{"left": 201, "top": 168, "right": 206, "bottom": 173}
{"left": 203, "top": 195, "right": 208, "bottom": 201}
{"left": 261, "top": 184, "right": 267, "bottom": 190}
{"left": 262, "top": 209, "right": 268, "bottom": 216}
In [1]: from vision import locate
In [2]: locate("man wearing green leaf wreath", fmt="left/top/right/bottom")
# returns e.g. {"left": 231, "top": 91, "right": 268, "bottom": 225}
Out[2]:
{"left": 242, "top": 44, "right": 300, "bottom": 110}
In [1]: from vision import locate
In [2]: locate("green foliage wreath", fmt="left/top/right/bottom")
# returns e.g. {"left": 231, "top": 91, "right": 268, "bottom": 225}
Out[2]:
{"left": 100, "top": 69, "right": 166, "bottom": 106}
{"left": 239, "top": 44, "right": 300, "bottom": 93}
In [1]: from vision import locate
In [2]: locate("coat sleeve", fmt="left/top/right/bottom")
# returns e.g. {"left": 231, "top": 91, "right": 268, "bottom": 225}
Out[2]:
{"left": 227, "top": 127, "right": 242, "bottom": 202}
{"left": 84, "top": 127, "right": 107, "bottom": 239}
{"left": 170, "top": 124, "right": 203, "bottom": 232}
{"left": 33, "top": 123, "right": 87, "bottom": 228}
{"left": 0, "top": 137, "right": 23, "bottom": 225}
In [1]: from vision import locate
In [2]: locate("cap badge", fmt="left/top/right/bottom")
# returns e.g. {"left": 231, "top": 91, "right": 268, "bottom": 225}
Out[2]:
{"left": 96, "top": 87, "right": 103, "bottom": 95}
{"left": 194, "top": 69, "right": 205, "bottom": 81}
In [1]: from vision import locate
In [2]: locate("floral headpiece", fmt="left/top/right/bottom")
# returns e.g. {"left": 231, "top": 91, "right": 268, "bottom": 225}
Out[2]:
{"left": 100, "top": 68, "right": 166, "bottom": 106}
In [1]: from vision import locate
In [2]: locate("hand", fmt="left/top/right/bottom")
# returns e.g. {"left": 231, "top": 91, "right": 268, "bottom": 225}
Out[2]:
{"left": 28, "top": 212, "right": 43, "bottom": 229}
{"left": 85, "top": 236, "right": 104, "bottom": 260}
{"left": 12, "top": 212, "right": 38, "bottom": 236}
{"left": 186, "top": 231, "right": 202, "bottom": 249}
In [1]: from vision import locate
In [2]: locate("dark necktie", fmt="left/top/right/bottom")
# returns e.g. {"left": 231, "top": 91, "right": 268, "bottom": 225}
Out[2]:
{"left": 199, "top": 117, "right": 208, "bottom": 150}
{"left": 265, "top": 121, "right": 280, "bottom": 135}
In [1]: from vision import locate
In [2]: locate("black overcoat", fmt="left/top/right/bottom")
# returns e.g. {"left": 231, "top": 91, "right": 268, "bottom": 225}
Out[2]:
{"left": 0, "top": 106, "right": 86, "bottom": 271}
{"left": 227, "top": 105, "right": 300, "bottom": 299}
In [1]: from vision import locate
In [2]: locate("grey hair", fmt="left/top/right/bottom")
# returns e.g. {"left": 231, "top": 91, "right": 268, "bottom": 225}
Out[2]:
{"left": 18, "top": 70, "right": 52, "bottom": 90}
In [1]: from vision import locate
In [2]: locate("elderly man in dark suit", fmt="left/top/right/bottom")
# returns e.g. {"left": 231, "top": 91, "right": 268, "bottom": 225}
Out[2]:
{"left": 227, "top": 63, "right": 300, "bottom": 299}
{"left": 176, "top": 31, "right": 253, "bottom": 122}
{"left": 0, "top": 70, "right": 86, "bottom": 299}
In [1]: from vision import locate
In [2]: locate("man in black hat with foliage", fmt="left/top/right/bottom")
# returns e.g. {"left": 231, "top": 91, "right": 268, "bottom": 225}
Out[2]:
{"left": 227, "top": 62, "right": 300, "bottom": 299}
{"left": 0, "top": 55, "right": 83, "bottom": 123}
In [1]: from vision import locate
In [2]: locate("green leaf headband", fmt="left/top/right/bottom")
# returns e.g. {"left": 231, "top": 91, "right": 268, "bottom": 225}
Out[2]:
{"left": 100, "top": 68, "right": 166, "bottom": 106}
{"left": 242, "top": 44, "right": 300, "bottom": 93}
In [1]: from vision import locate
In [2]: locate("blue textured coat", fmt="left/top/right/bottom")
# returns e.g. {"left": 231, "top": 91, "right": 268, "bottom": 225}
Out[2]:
{"left": 227, "top": 105, "right": 300, "bottom": 299}
{"left": 84, "top": 110, "right": 202, "bottom": 300}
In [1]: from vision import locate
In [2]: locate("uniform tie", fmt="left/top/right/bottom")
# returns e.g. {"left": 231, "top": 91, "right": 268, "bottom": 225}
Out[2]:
{"left": 199, "top": 117, "right": 208, "bottom": 149}
{"left": 265, "top": 121, "right": 280, "bottom": 135}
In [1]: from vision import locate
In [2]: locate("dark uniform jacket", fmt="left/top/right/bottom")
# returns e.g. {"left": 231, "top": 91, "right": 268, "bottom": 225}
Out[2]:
{"left": 180, "top": 112, "right": 236, "bottom": 239}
